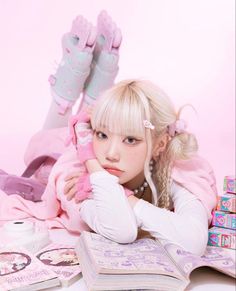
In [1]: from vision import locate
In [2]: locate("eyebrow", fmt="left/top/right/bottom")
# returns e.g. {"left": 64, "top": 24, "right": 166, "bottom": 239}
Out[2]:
{"left": 94, "top": 123, "right": 145, "bottom": 138}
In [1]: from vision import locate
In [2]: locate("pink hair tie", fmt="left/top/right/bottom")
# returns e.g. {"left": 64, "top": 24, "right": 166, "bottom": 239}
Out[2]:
{"left": 168, "top": 119, "right": 187, "bottom": 137}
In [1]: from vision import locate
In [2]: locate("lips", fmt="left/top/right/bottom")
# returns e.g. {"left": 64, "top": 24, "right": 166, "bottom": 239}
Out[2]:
{"left": 103, "top": 165, "right": 124, "bottom": 177}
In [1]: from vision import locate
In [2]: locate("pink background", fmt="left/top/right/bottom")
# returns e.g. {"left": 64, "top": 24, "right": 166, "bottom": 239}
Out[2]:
{"left": 0, "top": 0, "right": 235, "bottom": 192}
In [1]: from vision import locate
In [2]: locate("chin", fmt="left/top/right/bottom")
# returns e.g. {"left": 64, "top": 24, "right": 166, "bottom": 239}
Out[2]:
{"left": 118, "top": 177, "right": 128, "bottom": 185}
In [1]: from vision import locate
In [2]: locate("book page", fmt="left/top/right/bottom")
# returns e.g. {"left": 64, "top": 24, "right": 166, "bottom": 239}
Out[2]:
{"left": 0, "top": 247, "right": 60, "bottom": 290}
{"left": 36, "top": 243, "right": 81, "bottom": 286}
{"left": 162, "top": 242, "right": 236, "bottom": 278}
{"left": 82, "top": 232, "right": 185, "bottom": 280}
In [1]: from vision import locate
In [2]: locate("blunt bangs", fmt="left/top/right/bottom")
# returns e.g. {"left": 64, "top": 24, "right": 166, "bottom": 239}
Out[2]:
{"left": 91, "top": 89, "right": 146, "bottom": 137}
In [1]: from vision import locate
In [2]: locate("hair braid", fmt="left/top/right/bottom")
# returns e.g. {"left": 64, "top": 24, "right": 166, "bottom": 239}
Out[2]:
{"left": 154, "top": 151, "right": 173, "bottom": 209}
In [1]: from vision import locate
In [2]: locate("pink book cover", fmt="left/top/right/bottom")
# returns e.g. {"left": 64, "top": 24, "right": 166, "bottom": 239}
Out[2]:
{"left": 0, "top": 247, "right": 60, "bottom": 290}
{"left": 36, "top": 243, "right": 81, "bottom": 287}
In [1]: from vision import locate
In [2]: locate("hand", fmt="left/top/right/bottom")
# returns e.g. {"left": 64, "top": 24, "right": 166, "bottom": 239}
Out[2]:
{"left": 67, "top": 111, "right": 96, "bottom": 163}
{"left": 64, "top": 171, "right": 92, "bottom": 203}
{"left": 76, "top": 122, "right": 95, "bottom": 163}
{"left": 124, "top": 188, "right": 134, "bottom": 197}
{"left": 75, "top": 173, "right": 92, "bottom": 202}
{"left": 127, "top": 195, "right": 139, "bottom": 208}
{"left": 64, "top": 170, "right": 84, "bottom": 201}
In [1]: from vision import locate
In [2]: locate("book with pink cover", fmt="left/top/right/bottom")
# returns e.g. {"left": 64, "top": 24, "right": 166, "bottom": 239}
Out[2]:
{"left": 36, "top": 243, "right": 82, "bottom": 287}
{"left": 76, "top": 231, "right": 236, "bottom": 291}
{"left": 0, "top": 247, "right": 60, "bottom": 291}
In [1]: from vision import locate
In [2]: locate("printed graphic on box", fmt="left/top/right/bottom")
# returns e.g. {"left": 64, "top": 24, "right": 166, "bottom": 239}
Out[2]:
{"left": 224, "top": 176, "right": 236, "bottom": 194}
{"left": 208, "top": 227, "right": 236, "bottom": 249}
{"left": 212, "top": 211, "right": 236, "bottom": 230}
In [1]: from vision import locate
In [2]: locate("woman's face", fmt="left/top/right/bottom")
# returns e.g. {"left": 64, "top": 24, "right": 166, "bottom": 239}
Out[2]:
{"left": 93, "top": 127, "right": 147, "bottom": 187}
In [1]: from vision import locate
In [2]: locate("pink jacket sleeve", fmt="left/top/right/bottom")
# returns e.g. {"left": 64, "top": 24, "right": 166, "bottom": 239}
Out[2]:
{"left": 172, "top": 155, "right": 218, "bottom": 223}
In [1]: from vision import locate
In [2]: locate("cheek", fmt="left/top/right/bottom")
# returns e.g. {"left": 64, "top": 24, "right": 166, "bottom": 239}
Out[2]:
{"left": 125, "top": 144, "right": 147, "bottom": 166}
{"left": 92, "top": 138, "right": 101, "bottom": 154}
{"left": 92, "top": 138, "right": 106, "bottom": 163}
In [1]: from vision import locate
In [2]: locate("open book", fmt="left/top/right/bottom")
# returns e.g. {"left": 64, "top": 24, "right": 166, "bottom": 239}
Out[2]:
{"left": 0, "top": 244, "right": 81, "bottom": 290}
{"left": 36, "top": 243, "right": 82, "bottom": 287}
{"left": 76, "top": 231, "right": 236, "bottom": 291}
{"left": 0, "top": 247, "right": 60, "bottom": 291}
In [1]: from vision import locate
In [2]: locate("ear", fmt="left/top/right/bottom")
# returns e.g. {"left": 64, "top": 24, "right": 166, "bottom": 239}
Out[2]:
{"left": 152, "top": 133, "right": 169, "bottom": 159}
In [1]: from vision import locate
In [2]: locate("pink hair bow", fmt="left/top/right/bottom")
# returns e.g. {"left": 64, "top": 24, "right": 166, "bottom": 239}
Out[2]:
{"left": 168, "top": 119, "right": 187, "bottom": 137}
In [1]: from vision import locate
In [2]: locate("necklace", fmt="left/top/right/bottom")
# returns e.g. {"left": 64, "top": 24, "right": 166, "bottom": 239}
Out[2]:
{"left": 133, "top": 180, "right": 149, "bottom": 198}
{"left": 133, "top": 160, "right": 153, "bottom": 199}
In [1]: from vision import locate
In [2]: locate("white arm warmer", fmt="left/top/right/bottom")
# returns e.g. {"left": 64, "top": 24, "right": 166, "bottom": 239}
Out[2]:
{"left": 133, "top": 182, "right": 209, "bottom": 255}
{"left": 80, "top": 172, "right": 208, "bottom": 255}
{"left": 80, "top": 171, "right": 137, "bottom": 243}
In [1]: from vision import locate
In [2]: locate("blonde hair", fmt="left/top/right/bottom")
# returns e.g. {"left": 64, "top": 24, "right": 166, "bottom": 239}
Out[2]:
{"left": 91, "top": 79, "right": 198, "bottom": 208}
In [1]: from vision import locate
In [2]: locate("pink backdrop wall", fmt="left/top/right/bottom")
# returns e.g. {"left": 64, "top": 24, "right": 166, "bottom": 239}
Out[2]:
{"left": 0, "top": 0, "right": 235, "bottom": 192}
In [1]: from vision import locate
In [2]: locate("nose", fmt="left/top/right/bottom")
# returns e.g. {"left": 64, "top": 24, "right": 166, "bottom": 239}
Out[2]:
{"left": 105, "top": 139, "right": 120, "bottom": 162}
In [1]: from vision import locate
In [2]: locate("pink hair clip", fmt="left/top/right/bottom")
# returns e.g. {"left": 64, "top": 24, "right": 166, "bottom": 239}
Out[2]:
{"left": 143, "top": 120, "right": 155, "bottom": 130}
{"left": 168, "top": 119, "right": 187, "bottom": 137}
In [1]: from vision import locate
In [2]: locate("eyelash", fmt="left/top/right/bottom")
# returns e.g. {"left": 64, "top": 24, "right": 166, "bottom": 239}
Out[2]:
{"left": 124, "top": 137, "right": 141, "bottom": 145}
{"left": 95, "top": 131, "right": 107, "bottom": 139}
{"left": 95, "top": 131, "right": 141, "bottom": 145}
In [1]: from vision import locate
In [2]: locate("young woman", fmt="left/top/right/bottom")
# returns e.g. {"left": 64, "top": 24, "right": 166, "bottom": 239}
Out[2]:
{"left": 61, "top": 79, "right": 217, "bottom": 255}
{"left": 0, "top": 11, "right": 217, "bottom": 256}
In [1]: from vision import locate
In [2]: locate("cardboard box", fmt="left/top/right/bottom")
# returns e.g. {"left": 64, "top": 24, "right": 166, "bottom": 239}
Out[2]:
{"left": 208, "top": 226, "right": 236, "bottom": 249}
{"left": 223, "top": 176, "right": 236, "bottom": 194}
{"left": 212, "top": 211, "right": 236, "bottom": 229}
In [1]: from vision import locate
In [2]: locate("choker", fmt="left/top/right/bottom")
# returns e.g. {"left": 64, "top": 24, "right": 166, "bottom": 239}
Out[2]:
{"left": 134, "top": 180, "right": 148, "bottom": 198}
{"left": 133, "top": 160, "right": 153, "bottom": 198}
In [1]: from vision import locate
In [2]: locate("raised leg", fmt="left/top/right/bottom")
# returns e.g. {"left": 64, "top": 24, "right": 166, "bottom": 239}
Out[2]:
{"left": 43, "top": 15, "right": 96, "bottom": 129}
{"left": 79, "top": 10, "right": 122, "bottom": 112}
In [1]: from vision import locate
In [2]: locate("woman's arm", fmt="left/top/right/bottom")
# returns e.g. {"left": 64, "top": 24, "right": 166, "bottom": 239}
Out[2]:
{"left": 80, "top": 159, "right": 138, "bottom": 243}
{"left": 128, "top": 182, "right": 209, "bottom": 255}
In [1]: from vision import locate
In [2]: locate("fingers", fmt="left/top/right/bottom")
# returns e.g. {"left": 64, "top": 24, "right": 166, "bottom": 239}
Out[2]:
{"left": 64, "top": 170, "right": 85, "bottom": 182}
{"left": 64, "top": 172, "right": 81, "bottom": 201}
{"left": 75, "top": 198, "right": 81, "bottom": 204}
{"left": 64, "top": 177, "right": 78, "bottom": 200}
{"left": 64, "top": 170, "right": 88, "bottom": 202}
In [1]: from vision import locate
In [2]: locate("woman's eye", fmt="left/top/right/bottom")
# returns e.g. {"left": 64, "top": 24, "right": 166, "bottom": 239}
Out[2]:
{"left": 95, "top": 131, "right": 107, "bottom": 140}
{"left": 124, "top": 137, "right": 140, "bottom": 145}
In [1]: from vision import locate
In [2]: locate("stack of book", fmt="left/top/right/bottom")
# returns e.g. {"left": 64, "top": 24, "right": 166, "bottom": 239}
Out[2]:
{"left": 208, "top": 175, "right": 236, "bottom": 249}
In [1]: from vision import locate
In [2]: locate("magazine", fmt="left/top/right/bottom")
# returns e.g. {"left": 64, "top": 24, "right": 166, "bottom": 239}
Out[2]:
{"left": 76, "top": 231, "right": 236, "bottom": 291}
{"left": 36, "top": 243, "right": 82, "bottom": 287}
{"left": 0, "top": 247, "right": 60, "bottom": 291}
